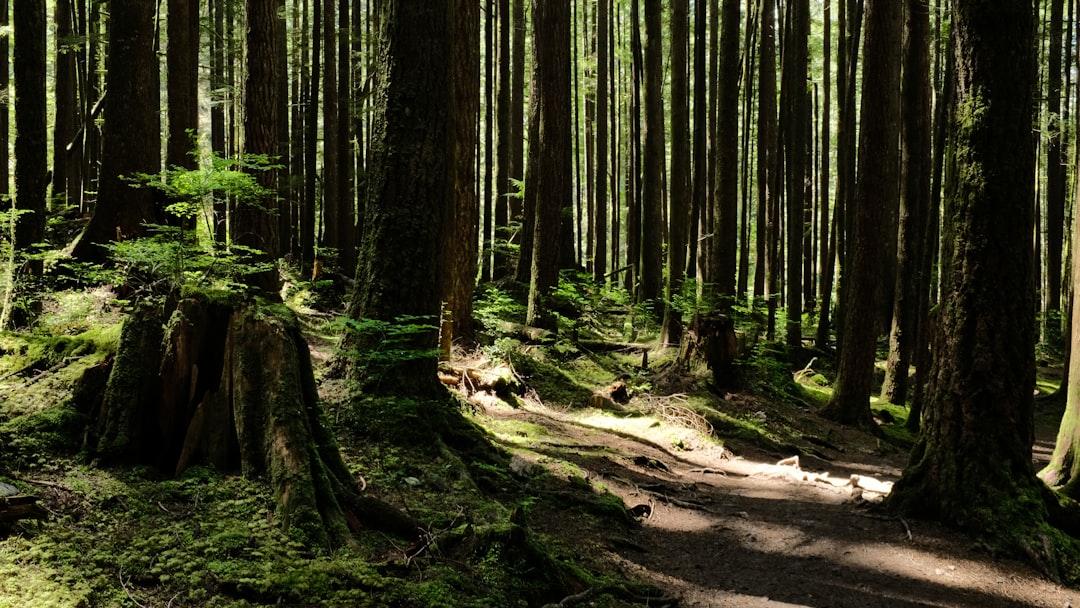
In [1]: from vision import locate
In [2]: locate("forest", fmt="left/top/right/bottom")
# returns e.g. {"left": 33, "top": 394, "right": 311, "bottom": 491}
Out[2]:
{"left": 0, "top": 0, "right": 1079, "bottom": 606}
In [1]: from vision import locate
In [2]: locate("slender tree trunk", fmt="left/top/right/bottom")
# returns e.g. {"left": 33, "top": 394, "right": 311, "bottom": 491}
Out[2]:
{"left": 817, "top": 0, "right": 832, "bottom": 342}
{"left": 639, "top": 0, "right": 664, "bottom": 308}
{"left": 689, "top": 0, "right": 707, "bottom": 283}
{"left": 0, "top": 0, "right": 8, "bottom": 209}
{"left": 510, "top": 0, "right": 527, "bottom": 279}
{"left": 663, "top": 0, "right": 691, "bottom": 343}
{"left": 13, "top": 0, "right": 47, "bottom": 278}
{"left": 759, "top": 0, "right": 778, "bottom": 338}
{"left": 822, "top": 0, "right": 901, "bottom": 426}
{"left": 482, "top": 0, "right": 495, "bottom": 281}
{"left": 625, "top": 0, "right": 643, "bottom": 295}
{"left": 337, "top": 0, "right": 356, "bottom": 275}
{"left": 493, "top": 0, "right": 513, "bottom": 280}
{"left": 782, "top": 0, "right": 810, "bottom": 349}
{"left": 166, "top": 0, "right": 199, "bottom": 174}
{"left": 54, "top": 0, "right": 80, "bottom": 209}
{"left": 737, "top": 4, "right": 758, "bottom": 300}
{"left": 210, "top": 0, "right": 227, "bottom": 243}
{"left": 881, "top": 0, "right": 932, "bottom": 405}
{"left": 593, "top": 0, "right": 609, "bottom": 284}
{"left": 819, "top": 0, "right": 864, "bottom": 350}
{"left": 715, "top": 0, "right": 741, "bottom": 304}
{"left": 305, "top": 0, "right": 322, "bottom": 262}
{"left": 1046, "top": 0, "right": 1066, "bottom": 322}
{"left": 322, "top": 0, "right": 340, "bottom": 261}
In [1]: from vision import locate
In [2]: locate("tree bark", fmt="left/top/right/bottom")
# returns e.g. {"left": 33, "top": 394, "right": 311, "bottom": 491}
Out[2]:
{"left": 493, "top": 0, "right": 513, "bottom": 279}
{"left": 890, "top": 0, "right": 1060, "bottom": 563}
{"left": 662, "top": 0, "right": 690, "bottom": 344}
{"left": 715, "top": 0, "right": 741, "bottom": 303}
{"left": 1045, "top": 0, "right": 1066, "bottom": 320}
{"left": 87, "top": 299, "right": 416, "bottom": 548}
{"left": 593, "top": 0, "right": 609, "bottom": 284}
{"left": 71, "top": 0, "right": 160, "bottom": 263}
{"left": 525, "top": 0, "right": 572, "bottom": 329}
{"left": 639, "top": 0, "right": 664, "bottom": 309}
{"left": 236, "top": 0, "right": 283, "bottom": 295}
{"left": 782, "top": 0, "right": 810, "bottom": 349}
{"left": 53, "top": 0, "right": 80, "bottom": 210}
{"left": 344, "top": 0, "right": 450, "bottom": 397}
{"left": 442, "top": 0, "right": 480, "bottom": 347}
{"left": 822, "top": 0, "right": 901, "bottom": 426}
{"left": 881, "top": 0, "right": 932, "bottom": 405}
{"left": 13, "top": 0, "right": 47, "bottom": 277}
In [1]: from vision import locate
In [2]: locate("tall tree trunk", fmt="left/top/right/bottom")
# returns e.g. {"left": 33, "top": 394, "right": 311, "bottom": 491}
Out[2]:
{"left": 822, "top": 0, "right": 901, "bottom": 426}
{"left": 525, "top": 0, "right": 572, "bottom": 329}
{"left": 819, "top": 0, "right": 864, "bottom": 350}
{"left": 344, "top": 0, "right": 450, "bottom": 397}
{"left": 482, "top": 0, "right": 495, "bottom": 281}
{"left": 758, "top": 0, "right": 778, "bottom": 338}
{"left": 639, "top": 0, "right": 664, "bottom": 308}
{"left": 510, "top": 0, "right": 527, "bottom": 281}
{"left": 305, "top": 0, "right": 322, "bottom": 265}
{"left": 593, "top": 0, "right": 609, "bottom": 284}
{"left": 881, "top": 0, "right": 932, "bottom": 405}
{"left": 689, "top": 0, "right": 707, "bottom": 283}
{"left": 13, "top": 0, "right": 47, "bottom": 278}
{"left": 625, "top": 0, "right": 643, "bottom": 295}
{"left": 210, "top": 0, "right": 228, "bottom": 243}
{"left": 782, "top": 0, "right": 810, "bottom": 349}
{"left": 1046, "top": 0, "right": 1066, "bottom": 322}
{"left": 714, "top": 0, "right": 741, "bottom": 304}
{"left": 442, "top": 0, "right": 480, "bottom": 347}
{"left": 0, "top": 0, "right": 7, "bottom": 209}
{"left": 909, "top": 9, "right": 952, "bottom": 431}
{"left": 238, "top": 0, "right": 284, "bottom": 295}
{"left": 816, "top": 0, "right": 833, "bottom": 345}
{"left": 322, "top": 0, "right": 340, "bottom": 261}
{"left": 54, "top": 0, "right": 80, "bottom": 209}
{"left": 167, "top": 0, "right": 199, "bottom": 230}
{"left": 890, "top": 2, "right": 1072, "bottom": 572}
{"left": 1040, "top": 102, "right": 1080, "bottom": 498}
{"left": 70, "top": 0, "right": 160, "bottom": 263}
{"left": 493, "top": 0, "right": 513, "bottom": 279}
{"left": 737, "top": 3, "right": 757, "bottom": 300}
{"left": 338, "top": 0, "right": 356, "bottom": 275}
{"left": 663, "top": 0, "right": 691, "bottom": 343}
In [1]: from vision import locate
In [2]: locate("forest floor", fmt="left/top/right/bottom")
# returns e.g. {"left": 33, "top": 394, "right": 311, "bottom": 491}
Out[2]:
{"left": 0, "top": 281, "right": 1076, "bottom": 607}
{"left": 460, "top": 361, "right": 1077, "bottom": 608}
{"left": 419, "top": 314, "right": 1075, "bottom": 608}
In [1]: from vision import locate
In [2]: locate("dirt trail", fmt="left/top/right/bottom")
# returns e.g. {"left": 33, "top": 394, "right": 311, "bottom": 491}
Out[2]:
{"left": 481, "top": 398, "right": 1077, "bottom": 608}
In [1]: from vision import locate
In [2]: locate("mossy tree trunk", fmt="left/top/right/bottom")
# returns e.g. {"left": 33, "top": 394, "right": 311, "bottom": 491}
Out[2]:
{"left": 1039, "top": 110, "right": 1080, "bottom": 497}
{"left": 888, "top": 0, "right": 1066, "bottom": 564}
{"left": 342, "top": 0, "right": 449, "bottom": 397}
{"left": 87, "top": 298, "right": 416, "bottom": 548}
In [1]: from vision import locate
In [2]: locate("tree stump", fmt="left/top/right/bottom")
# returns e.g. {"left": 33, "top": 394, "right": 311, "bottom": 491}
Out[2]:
{"left": 678, "top": 314, "right": 739, "bottom": 389}
{"left": 84, "top": 296, "right": 417, "bottom": 548}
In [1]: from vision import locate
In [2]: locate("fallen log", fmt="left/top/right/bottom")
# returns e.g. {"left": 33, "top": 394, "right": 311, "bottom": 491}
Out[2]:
{"left": 0, "top": 495, "right": 47, "bottom": 522}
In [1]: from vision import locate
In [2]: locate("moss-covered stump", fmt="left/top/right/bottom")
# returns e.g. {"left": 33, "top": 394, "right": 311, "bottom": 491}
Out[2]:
{"left": 677, "top": 313, "right": 738, "bottom": 389}
{"left": 85, "top": 296, "right": 417, "bottom": 548}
